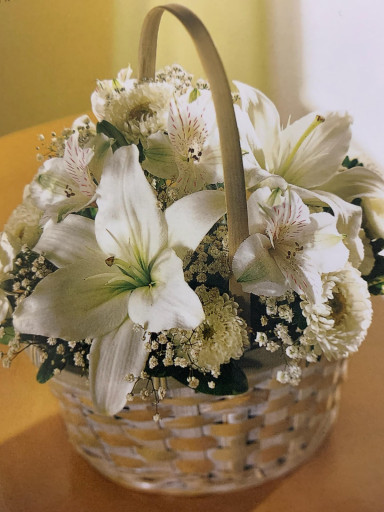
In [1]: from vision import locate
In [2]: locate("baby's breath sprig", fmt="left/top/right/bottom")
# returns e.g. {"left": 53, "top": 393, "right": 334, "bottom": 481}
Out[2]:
{"left": 35, "top": 116, "right": 96, "bottom": 162}
{"left": 183, "top": 222, "right": 230, "bottom": 289}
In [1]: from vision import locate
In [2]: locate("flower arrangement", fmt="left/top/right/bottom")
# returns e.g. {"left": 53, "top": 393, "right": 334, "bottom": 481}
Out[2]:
{"left": 1, "top": 63, "right": 384, "bottom": 418}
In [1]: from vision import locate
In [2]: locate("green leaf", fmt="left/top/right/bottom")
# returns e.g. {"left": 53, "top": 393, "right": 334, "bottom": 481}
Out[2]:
{"left": 0, "top": 321, "right": 15, "bottom": 345}
{"left": 189, "top": 88, "right": 201, "bottom": 103}
{"left": 148, "top": 359, "right": 248, "bottom": 396}
{"left": 36, "top": 352, "right": 67, "bottom": 383}
{"left": 342, "top": 155, "right": 364, "bottom": 169}
{"left": 96, "top": 121, "right": 128, "bottom": 152}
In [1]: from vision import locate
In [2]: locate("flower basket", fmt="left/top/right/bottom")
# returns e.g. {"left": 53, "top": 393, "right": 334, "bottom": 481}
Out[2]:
{"left": 2, "top": 2, "right": 382, "bottom": 497}
{"left": 29, "top": 347, "right": 347, "bottom": 495}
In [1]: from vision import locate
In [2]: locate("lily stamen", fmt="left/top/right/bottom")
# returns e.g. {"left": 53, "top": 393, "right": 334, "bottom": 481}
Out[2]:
{"left": 280, "top": 115, "right": 325, "bottom": 175}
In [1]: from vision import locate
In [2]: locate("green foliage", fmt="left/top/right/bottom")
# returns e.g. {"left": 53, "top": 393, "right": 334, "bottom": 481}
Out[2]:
{"left": 146, "top": 357, "right": 248, "bottom": 396}
{"left": 36, "top": 346, "right": 69, "bottom": 383}
{"left": 34, "top": 339, "right": 91, "bottom": 383}
{"left": 364, "top": 238, "right": 384, "bottom": 295}
{"left": 189, "top": 88, "right": 201, "bottom": 103}
{"left": 342, "top": 155, "right": 363, "bottom": 169}
{"left": 75, "top": 206, "right": 98, "bottom": 220}
{"left": 0, "top": 320, "right": 15, "bottom": 345}
{"left": 96, "top": 121, "right": 128, "bottom": 152}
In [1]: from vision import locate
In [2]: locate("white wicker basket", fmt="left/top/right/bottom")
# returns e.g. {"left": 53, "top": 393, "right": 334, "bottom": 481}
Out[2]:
{"left": 48, "top": 357, "right": 347, "bottom": 495}
{"left": 31, "top": 4, "right": 348, "bottom": 495}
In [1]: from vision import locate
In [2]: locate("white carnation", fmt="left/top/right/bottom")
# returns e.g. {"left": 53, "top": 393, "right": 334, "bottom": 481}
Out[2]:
{"left": 300, "top": 265, "right": 372, "bottom": 360}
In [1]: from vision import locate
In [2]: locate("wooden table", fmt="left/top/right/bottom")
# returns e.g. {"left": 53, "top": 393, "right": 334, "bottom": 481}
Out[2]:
{"left": 0, "top": 118, "right": 384, "bottom": 512}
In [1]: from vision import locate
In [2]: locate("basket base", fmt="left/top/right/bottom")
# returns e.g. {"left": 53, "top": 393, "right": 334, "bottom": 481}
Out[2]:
{"left": 51, "top": 358, "right": 347, "bottom": 495}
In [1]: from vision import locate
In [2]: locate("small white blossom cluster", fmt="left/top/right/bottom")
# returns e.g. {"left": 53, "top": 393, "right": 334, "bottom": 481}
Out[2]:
{"left": 155, "top": 64, "right": 194, "bottom": 94}
{"left": 35, "top": 117, "right": 96, "bottom": 162}
{"left": 1, "top": 332, "right": 23, "bottom": 368}
{"left": 183, "top": 224, "right": 230, "bottom": 284}
{"left": 10, "top": 247, "right": 54, "bottom": 306}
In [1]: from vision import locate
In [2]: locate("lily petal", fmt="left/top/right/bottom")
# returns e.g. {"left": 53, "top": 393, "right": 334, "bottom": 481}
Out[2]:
{"left": 13, "top": 258, "right": 130, "bottom": 340}
{"left": 35, "top": 215, "right": 101, "bottom": 267}
{"left": 165, "top": 189, "right": 227, "bottom": 258}
{"left": 89, "top": 320, "right": 149, "bottom": 415}
{"left": 234, "top": 81, "right": 281, "bottom": 169}
{"left": 0, "top": 289, "right": 11, "bottom": 323}
{"left": 143, "top": 131, "right": 179, "bottom": 179}
{"left": 95, "top": 145, "right": 168, "bottom": 263}
{"left": 320, "top": 166, "right": 384, "bottom": 201}
{"left": 294, "top": 186, "right": 363, "bottom": 268}
{"left": 128, "top": 248, "right": 204, "bottom": 331}
{"left": 233, "top": 233, "right": 286, "bottom": 296}
{"left": 307, "top": 211, "right": 349, "bottom": 272}
{"left": 279, "top": 112, "right": 352, "bottom": 189}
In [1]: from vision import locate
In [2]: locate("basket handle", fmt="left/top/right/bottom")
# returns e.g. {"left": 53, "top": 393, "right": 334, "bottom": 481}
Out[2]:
{"left": 138, "top": 3, "right": 250, "bottom": 307}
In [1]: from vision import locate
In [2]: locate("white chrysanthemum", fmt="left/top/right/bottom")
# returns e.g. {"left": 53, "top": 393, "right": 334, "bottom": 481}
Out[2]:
{"left": 93, "top": 73, "right": 173, "bottom": 144}
{"left": 5, "top": 193, "right": 42, "bottom": 248}
{"left": 300, "top": 265, "right": 372, "bottom": 360}
{"left": 173, "top": 286, "right": 249, "bottom": 375}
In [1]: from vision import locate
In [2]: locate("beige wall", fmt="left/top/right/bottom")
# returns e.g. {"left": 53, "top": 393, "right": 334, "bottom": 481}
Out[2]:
{"left": 0, "top": 0, "right": 295, "bottom": 136}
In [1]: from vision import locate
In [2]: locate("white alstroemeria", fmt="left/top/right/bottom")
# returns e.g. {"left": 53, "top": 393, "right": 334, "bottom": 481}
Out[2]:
{"left": 235, "top": 81, "right": 384, "bottom": 266}
{"left": 232, "top": 188, "right": 349, "bottom": 303}
{"left": 0, "top": 231, "right": 20, "bottom": 322}
{"left": 143, "top": 90, "right": 224, "bottom": 197}
{"left": 29, "top": 132, "right": 109, "bottom": 223}
{"left": 14, "top": 145, "right": 226, "bottom": 415}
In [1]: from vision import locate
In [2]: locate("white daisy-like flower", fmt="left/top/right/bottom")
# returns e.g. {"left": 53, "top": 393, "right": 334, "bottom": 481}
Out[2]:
{"left": 92, "top": 70, "right": 173, "bottom": 145}
{"left": 4, "top": 193, "right": 42, "bottom": 248}
{"left": 172, "top": 286, "right": 249, "bottom": 375}
{"left": 300, "top": 264, "right": 373, "bottom": 360}
{"left": 91, "top": 67, "right": 135, "bottom": 122}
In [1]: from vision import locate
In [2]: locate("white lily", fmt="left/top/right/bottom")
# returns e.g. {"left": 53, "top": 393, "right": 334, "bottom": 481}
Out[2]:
{"left": 235, "top": 81, "right": 384, "bottom": 266}
{"left": 232, "top": 188, "right": 349, "bottom": 303}
{"left": 14, "top": 145, "right": 226, "bottom": 415}
{"left": 29, "top": 132, "right": 110, "bottom": 223}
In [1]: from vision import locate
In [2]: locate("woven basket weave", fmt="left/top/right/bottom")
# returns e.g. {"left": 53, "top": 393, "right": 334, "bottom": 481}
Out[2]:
{"left": 37, "top": 4, "right": 348, "bottom": 495}
{"left": 49, "top": 358, "right": 347, "bottom": 495}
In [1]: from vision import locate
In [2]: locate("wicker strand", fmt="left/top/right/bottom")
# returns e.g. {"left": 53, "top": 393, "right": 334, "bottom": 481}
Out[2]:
{"left": 50, "top": 358, "right": 347, "bottom": 495}
{"left": 138, "top": 4, "right": 249, "bottom": 312}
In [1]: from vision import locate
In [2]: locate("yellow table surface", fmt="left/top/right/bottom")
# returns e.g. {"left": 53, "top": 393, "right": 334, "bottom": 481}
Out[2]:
{"left": 0, "top": 117, "right": 384, "bottom": 512}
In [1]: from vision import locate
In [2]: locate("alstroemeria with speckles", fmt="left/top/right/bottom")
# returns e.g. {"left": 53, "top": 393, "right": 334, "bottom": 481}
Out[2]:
{"left": 29, "top": 132, "right": 109, "bottom": 223}
{"left": 143, "top": 90, "right": 223, "bottom": 197}
{"left": 233, "top": 187, "right": 349, "bottom": 303}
